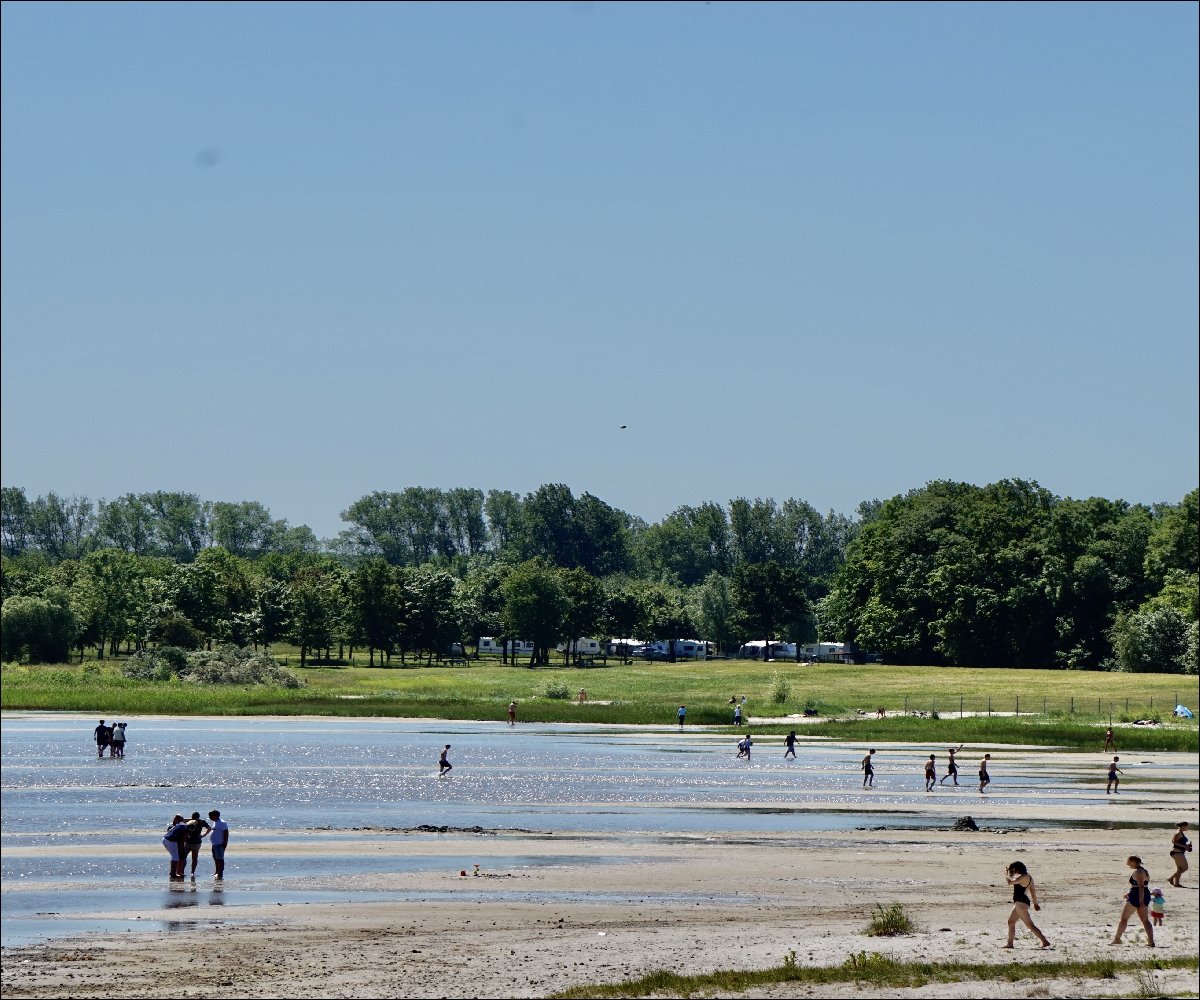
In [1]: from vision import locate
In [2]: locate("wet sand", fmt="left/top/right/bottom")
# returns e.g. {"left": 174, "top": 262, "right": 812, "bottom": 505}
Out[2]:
{"left": 3, "top": 751, "right": 1197, "bottom": 999}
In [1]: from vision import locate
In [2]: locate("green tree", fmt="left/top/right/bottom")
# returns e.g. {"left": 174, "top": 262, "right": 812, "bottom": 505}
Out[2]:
{"left": 500, "top": 560, "right": 569, "bottom": 666}
{"left": 350, "top": 558, "right": 402, "bottom": 665}
{"left": 730, "top": 561, "right": 810, "bottom": 652}
{"left": 558, "top": 567, "right": 606, "bottom": 663}
{"left": 1, "top": 590, "right": 78, "bottom": 663}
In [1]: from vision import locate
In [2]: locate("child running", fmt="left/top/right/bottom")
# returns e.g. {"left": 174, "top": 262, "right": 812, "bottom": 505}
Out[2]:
{"left": 924, "top": 754, "right": 937, "bottom": 791}
{"left": 1107, "top": 756, "right": 1122, "bottom": 794}
{"left": 438, "top": 745, "right": 453, "bottom": 777}
{"left": 939, "top": 744, "right": 965, "bottom": 785}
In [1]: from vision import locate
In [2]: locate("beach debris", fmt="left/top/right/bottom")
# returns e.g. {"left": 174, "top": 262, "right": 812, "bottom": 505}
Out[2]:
{"left": 952, "top": 816, "right": 980, "bottom": 831}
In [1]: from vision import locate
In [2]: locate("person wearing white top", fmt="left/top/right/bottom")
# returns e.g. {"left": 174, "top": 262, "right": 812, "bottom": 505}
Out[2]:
{"left": 207, "top": 810, "right": 230, "bottom": 879}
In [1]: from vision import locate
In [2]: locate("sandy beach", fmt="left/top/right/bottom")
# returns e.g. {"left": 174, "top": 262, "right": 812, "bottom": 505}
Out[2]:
{"left": 3, "top": 735, "right": 1197, "bottom": 1000}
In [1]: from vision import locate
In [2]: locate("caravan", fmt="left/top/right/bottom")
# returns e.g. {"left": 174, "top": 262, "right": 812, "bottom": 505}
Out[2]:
{"left": 645, "top": 639, "right": 709, "bottom": 660}
{"left": 556, "top": 638, "right": 602, "bottom": 657}
{"left": 478, "top": 637, "right": 536, "bottom": 658}
{"left": 736, "top": 640, "right": 797, "bottom": 660}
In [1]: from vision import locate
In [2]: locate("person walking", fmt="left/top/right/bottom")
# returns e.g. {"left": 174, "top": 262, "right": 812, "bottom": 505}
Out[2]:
{"left": 978, "top": 753, "right": 992, "bottom": 793}
{"left": 783, "top": 731, "right": 797, "bottom": 759}
{"left": 939, "top": 744, "right": 965, "bottom": 785}
{"left": 677, "top": 705, "right": 686, "bottom": 729}
{"left": 1104, "top": 727, "right": 1116, "bottom": 751}
{"left": 862, "top": 749, "right": 875, "bottom": 788}
{"left": 1107, "top": 756, "right": 1123, "bottom": 794}
{"left": 207, "top": 810, "right": 229, "bottom": 879}
{"left": 733, "top": 703, "right": 742, "bottom": 726}
{"left": 110, "top": 722, "right": 126, "bottom": 759}
{"left": 1110, "top": 856, "right": 1155, "bottom": 947}
{"left": 507, "top": 701, "right": 517, "bottom": 726}
{"left": 1002, "top": 861, "right": 1051, "bottom": 949}
{"left": 93, "top": 720, "right": 111, "bottom": 759}
{"left": 1168, "top": 821, "right": 1191, "bottom": 887}
{"left": 439, "top": 745, "right": 453, "bottom": 777}
{"left": 924, "top": 754, "right": 937, "bottom": 791}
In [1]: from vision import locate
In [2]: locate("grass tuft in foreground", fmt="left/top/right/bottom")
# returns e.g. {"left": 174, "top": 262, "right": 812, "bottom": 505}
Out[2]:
{"left": 546, "top": 952, "right": 1197, "bottom": 999}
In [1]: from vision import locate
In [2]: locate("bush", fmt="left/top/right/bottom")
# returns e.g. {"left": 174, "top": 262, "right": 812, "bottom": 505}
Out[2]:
{"left": 769, "top": 671, "right": 791, "bottom": 704}
{"left": 181, "top": 646, "right": 304, "bottom": 687}
{"left": 865, "top": 903, "right": 916, "bottom": 937}
{"left": 122, "top": 646, "right": 189, "bottom": 681}
{"left": 542, "top": 677, "right": 571, "bottom": 700}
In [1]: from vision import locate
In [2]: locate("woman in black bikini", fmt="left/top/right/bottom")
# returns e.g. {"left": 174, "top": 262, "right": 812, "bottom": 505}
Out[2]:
{"left": 1003, "top": 861, "right": 1050, "bottom": 949}
{"left": 1110, "top": 855, "right": 1155, "bottom": 947}
{"left": 1168, "top": 821, "right": 1191, "bottom": 888}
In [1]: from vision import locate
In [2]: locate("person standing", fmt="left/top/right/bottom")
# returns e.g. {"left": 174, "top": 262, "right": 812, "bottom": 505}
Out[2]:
{"left": 677, "top": 705, "right": 686, "bottom": 729}
{"left": 783, "top": 731, "right": 797, "bottom": 759}
{"left": 182, "top": 812, "right": 211, "bottom": 879}
{"left": 439, "top": 745, "right": 453, "bottom": 777}
{"left": 93, "top": 720, "right": 111, "bottom": 759}
{"left": 207, "top": 810, "right": 229, "bottom": 880}
{"left": 1107, "top": 756, "right": 1123, "bottom": 794}
{"left": 110, "top": 722, "right": 126, "bottom": 759}
{"left": 507, "top": 701, "right": 517, "bottom": 726}
{"left": 733, "top": 703, "right": 742, "bottom": 726}
{"left": 1104, "top": 727, "right": 1116, "bottom": 751}
{"left": 1002, "top": 861, "right": 1051, "bottom": 949}
{"left": 861, "top": 749, "right": 876, "bottom": 788}
{"left": 1110, "top": 855, "right": 1155, "bottom": 947}
{"left": 1168, "top": 821, "right": 1191, "bottom": 887}
{"left": 163, "top": 814, "right": 188, "bottom": 880}
{"left": 940, "top": 744, "right": 965, "bottom": 785}
{"left": 924, "top": 754, "right": 937, "bottom": 791}
{"left": 978, "top": 753, "right": 992, "bottom": 793}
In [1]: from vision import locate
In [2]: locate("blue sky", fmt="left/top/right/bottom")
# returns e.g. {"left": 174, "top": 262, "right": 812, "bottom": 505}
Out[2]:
{"left": 3, "top": 1, "right": 1196, "bottom": 539}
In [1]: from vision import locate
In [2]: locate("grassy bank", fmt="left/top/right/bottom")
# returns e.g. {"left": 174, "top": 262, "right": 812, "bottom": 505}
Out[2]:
{"left": 547, "top": 951, "right": 1198, "bottom": 999}
{"left": 2, "top": 658, "right": 1195, "bottom": 750}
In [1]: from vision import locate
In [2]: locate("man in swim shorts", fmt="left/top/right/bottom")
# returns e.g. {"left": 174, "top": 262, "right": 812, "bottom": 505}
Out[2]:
{"left": 862, "top": 749, "right": 875, "bottom": 788}
{"left": 940, "top": 744, "right": 965, "bottom": 785}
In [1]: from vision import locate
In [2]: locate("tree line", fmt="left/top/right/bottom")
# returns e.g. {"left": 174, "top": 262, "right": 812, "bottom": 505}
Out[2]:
{"left": 1, "top": 481, "right": 1195, "bottom": 673}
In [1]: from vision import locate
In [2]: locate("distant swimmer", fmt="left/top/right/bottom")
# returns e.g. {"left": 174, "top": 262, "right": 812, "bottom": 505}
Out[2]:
{"left": 925, "top": 754, "right": 937, "bottom": 791}
{"left": 439, "top": 745, "right": 453, "bottom": 777}
{"left": 862, "top": 749, "right": 876, "bottom": 788}
{"left": 940, "top": 744, "right": 965, "bottom": 785}
{"left": 784, "top": 731, "right": 797, "bottom": 759}
{"left": 979, "top": 753, "right": 992, "bottom": 793}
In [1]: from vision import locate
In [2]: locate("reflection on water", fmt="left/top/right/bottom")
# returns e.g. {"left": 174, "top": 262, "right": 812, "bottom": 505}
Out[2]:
{"left": 2, "top": 711, "right": 1189, "bottom": 949}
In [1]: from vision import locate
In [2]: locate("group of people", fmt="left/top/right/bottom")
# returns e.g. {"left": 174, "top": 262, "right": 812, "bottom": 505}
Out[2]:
{"left": 1004, "top": 822, "right": 1191, "bottom": 950}
{"left": 162, "top": 810, "right": 230, "bottom": 880}
{"left": 92, "top": 719, "right": 128, "bottom": 758}
{"left": 852, "top": 746, "right": 993, "bottom": 792}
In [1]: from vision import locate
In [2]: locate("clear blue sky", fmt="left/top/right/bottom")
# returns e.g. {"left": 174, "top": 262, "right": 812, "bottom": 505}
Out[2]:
{"left": 3, "top": 1, "right": 1197, "bottom": 539}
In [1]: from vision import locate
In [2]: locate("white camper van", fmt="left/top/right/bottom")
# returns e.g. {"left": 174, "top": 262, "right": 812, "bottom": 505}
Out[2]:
{"left": 736, "top": 640, "right": 797, "bottom": 660}
{"left": 647, "top": 639, "right": 708, "bottom": 660}
{"left": 556, "top": 638, "right": 602, "bottom": 657}
{"left": 478, "top": 637, "right": 536, "bottom": 657}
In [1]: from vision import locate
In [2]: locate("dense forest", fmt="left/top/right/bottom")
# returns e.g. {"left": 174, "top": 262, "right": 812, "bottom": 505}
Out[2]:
{"left": 1, "top": 482, "right": 1195, "bottom": 673}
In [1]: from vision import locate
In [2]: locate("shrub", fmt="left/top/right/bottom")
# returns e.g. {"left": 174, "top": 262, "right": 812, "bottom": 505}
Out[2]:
{"left": 123, "top": 646, "right": 189, "bottom": 681}
{"left": 179, "top": 646, "right": 304, "bottom": 688}
{"left": 769, "top": 671, "right": 791, "bottom": 704}
{"left": 542, "top": 677, "right": 571, "bottom": 700}
{"left": 865, "top": 902, "right": 916, "bottom": 937}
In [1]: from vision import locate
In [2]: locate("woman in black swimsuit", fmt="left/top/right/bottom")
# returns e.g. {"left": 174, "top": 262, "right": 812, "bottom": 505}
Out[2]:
{"left": 1003, "top": 861, "right": 1050, "bottom": 948}
{"left": 1168, "top": 821, "right": 1191, "bottom": 888}
{"left": 1110, "top": 855, "right": 1155, "bottom": 947}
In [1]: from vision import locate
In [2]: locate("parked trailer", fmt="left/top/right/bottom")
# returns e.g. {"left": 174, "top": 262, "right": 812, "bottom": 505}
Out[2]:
{"left": 478, "top": 637, "right": 536, "bottom": 657}
{"left": 736, "top": 640, "right": 797, "bottom": 660}
{"left": 556, "top": 638, "right": 603, "bottom": 656}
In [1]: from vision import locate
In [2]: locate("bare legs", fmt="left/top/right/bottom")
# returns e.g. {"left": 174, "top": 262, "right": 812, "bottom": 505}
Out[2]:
{"left": 1004, "top": 903, "right": 1050, "bottom": 948}
{"left": 1168, "top": 854, "right": 1188, "bottom": 888}
{"left": 1110, "top": 902, "right": 1155, "bottom": 947}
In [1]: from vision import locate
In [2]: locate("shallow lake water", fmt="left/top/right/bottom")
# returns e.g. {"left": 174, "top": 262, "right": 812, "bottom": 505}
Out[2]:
{"left": 0, "top": 712, "right": 1184, "bottom": 948}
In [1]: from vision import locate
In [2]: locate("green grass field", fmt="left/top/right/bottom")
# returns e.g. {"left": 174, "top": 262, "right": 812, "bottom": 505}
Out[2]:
{"left": 2, "top": 654, "right": 1195, "bottom": 751}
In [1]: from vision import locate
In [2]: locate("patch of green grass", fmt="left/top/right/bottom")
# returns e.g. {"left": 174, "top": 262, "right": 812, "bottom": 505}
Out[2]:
{"left": 865, "top": 902, "right": 916, "bottom": 936}
{"left": 1, "top": 658, "right": 1196, "bottom": 751}
{"left": 546, "top": 953, "right": 1197, "bottom": 999}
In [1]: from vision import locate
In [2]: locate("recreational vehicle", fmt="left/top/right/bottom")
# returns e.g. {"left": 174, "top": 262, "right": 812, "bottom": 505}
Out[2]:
{"left": 478, "top": 637, "right": 536, "bottom": 657}
{"left": 736, "top": 640, "right": 797, "bottom": 660}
